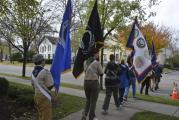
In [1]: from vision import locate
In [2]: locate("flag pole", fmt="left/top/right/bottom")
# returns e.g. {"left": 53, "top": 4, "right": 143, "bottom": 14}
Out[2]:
{"left": 100, "top": 48, "right": 103, "bottom": 90}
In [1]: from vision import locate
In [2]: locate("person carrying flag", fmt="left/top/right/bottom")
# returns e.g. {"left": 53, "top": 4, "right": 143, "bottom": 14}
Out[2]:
{"left": 72, "top": 0, "right": 104, "bottom": 119}
{"left": 140, "top": 72, "right": 152, "bottom": 95}
{"left": 81, "top": 51, "right": 103, "bottom": 120}
{"left": 31, "top": 54, "right": 54, "bottom": 120}
{"left": 151, "top": 41, "right": 163, "bottom": 91}
{"left": 50, "top": 0, "right": 72, "bottom": 92}
{"left": 125, "top": 55, "right": 137, "bottom": 99}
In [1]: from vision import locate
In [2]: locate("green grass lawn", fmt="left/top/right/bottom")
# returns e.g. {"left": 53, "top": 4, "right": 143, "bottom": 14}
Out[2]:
{"left": 0, "top": 73, "right": 31, "bottom": 80}
{"left": 0, "top": 73, "right": 84, "bottom": 90}
{"left": 0, "top": 61, "right": 34, "bottom": 67}
{"left": 0, "top": 61, "right": 51, "bottom": 67}
{"left": 163, "top": 68, "right": 173, "bottom": 73}
{"left": 4, "top": 82, "right": 85, "bottom": 120}
{"left": 128, "top": 92, "right": 179, "bottom": 106}
{"left": 1, "top": 73, "right": 179, "bottom": 107}
{"left": 130, "top": 111, "right": 179, "bottom": 120}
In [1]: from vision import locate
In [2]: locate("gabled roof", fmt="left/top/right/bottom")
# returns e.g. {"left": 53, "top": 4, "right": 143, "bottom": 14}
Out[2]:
{"left": 45, "top": 36, "right": 58, "bottom": 45}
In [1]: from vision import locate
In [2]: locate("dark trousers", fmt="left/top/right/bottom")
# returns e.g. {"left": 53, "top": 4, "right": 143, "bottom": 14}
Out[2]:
{"left": 83, "top": 80, "right": 100, "bottom": 120}
{"left": 129, "top": 78, "right": 136, "bottom": 97}
{"left": 118, "top": 88, "right": 125, "bottom": 105}
{"left": 155, "top": 77, "right": 160, "bottom": 90}
{"left": 140, "top": 77, "right": 150, "bottom": 95}
{"left": 102, "top": 87, "right": 119, "bottom": 111}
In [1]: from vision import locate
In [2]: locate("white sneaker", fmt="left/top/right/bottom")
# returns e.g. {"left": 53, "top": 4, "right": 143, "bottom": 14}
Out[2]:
{"left": 93, "top": 117, "right": 98, "bottom": 120}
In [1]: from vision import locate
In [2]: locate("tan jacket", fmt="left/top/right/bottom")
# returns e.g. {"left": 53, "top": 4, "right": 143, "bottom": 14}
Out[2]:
{"left": 32, "top": 69, "right": 54, "bottom": 94}
{"left": 84, "top": 60, "right": 103, "bottom": 80}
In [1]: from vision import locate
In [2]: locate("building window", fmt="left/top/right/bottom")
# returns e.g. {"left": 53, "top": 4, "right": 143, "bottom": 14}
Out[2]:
{"left": 103, "top": 54, "right": 107, "bottom": 62}
{"left": 48, "top": 54, "right": 51, "bottom": 59}
{"left": 116, "top": 54, "right": 119, "bottom": 61}
{"left": 48, "top": 45, "right": 51, "bottom": 51}
{"left": 42, "top": 47, "right": 44, "bottom": 53}
{"left": 44, "top": 46, "right": 47, "bottom": 52}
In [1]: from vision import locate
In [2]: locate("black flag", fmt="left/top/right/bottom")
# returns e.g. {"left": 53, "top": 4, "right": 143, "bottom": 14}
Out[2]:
{"left": 72, "top": 0, "right": 103, "bottom": 78}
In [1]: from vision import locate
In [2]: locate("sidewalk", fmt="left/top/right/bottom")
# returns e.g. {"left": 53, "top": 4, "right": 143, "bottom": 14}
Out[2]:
{"left": 1, "top": 75, "right": 179, "bottom": 120}
{"left": 60, "top": 101, "right": 140, "bottom": 120}
{"left": 60, "top": 87, "right": 179, "bottom": 120}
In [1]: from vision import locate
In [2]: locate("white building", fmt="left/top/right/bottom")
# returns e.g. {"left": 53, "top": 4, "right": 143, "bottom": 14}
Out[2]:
{"left": 39, "top": 36, "right": 57, "bottom": 59}
{"left": 103, "top": 40, "right": 125, "bottom": 64}
{"left": 39, "top": 36, "right": 124, "bottom": 63}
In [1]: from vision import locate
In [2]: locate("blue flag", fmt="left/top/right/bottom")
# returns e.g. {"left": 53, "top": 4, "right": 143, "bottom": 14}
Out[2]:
{"left": 151, "top": 40, "right": 157, "bottom": 66}
{"left": 126, "top": 17, "right": 152, "bottom": 83}
{"left": 50, "top": 0, "right": 72, "bottom": 92}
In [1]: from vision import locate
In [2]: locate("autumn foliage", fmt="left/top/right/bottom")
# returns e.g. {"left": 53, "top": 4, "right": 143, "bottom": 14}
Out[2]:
{"left": 118, "top": 22, "right": 171, "bottom": 53}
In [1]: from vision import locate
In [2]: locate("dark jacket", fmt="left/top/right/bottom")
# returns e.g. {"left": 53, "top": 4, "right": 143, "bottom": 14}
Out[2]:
{"left": 153, "top": 65, "right": 162, "bottom": 78}
{"left": 118, "top": 64, "right": 130, "bottom": 88}
{"left": 104, "top": 61, "right": 119, "bottom": 87}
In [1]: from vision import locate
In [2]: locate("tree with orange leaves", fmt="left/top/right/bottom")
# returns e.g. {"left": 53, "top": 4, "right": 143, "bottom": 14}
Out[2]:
{"left": 142, "top": 22, "right": 171, "bottom": 53}
{"left": 118, "top": 22, "right": 171, "bottom": 54}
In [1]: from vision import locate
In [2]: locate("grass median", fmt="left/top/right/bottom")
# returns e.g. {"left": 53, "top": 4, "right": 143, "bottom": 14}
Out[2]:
{"left": 127, "top": 92, "right": 179, "bottom": 106}
{"left": 1, "top": 73, "right": 179, "bottom": 107}
{"left": 1, "top": 82, "right": 85, "bottom": 120}
{"left": 130, "top": 111, "right": 179, "bottom": 120}
{"left": 0, "top": 73, "right": 84, "bottom": 90}
{"left": 0, "top": 61, "right": 35, "bottom": 67}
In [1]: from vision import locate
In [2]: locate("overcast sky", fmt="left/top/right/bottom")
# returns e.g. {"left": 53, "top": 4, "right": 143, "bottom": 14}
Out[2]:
{"left": 149, "top": 0, "right": 179, "bottom": 31}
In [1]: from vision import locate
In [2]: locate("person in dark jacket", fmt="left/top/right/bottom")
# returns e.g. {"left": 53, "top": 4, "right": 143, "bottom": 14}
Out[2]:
{"left": 153, "top": 63, "right": 163, "bottom": 90}
{"left": 102, "top": 54, "right": 120, "bottom": 114}
{"left": 140, "top": 73, "right": 152, "bottom": 95}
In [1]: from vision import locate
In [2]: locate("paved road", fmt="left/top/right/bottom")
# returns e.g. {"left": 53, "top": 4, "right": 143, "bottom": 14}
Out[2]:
{"left": 0, "top": 64, "right": 84, "bottom": 86}
{"left": 0, "top": 64, "right": 179, "bottom": 97}
{"left": 154, "top": 71, "right": 179, "bottom": 96}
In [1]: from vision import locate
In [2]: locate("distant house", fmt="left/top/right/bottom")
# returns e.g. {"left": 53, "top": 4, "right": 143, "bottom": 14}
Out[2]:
{"left": 103, "top": 48, "right": 123, "bottom": 64}
{"left": 103, "top": 40, "right": 125, "bottom": 64}
{"left": 158, "top": 47, "right": 179, "bottom": 65}
{"left": 39, "top": 36, "right": 77, "bottom": 62}
{"left": 39, "top": 36, "right": 57, "bottom": 59}
{"left": 39, "top": 36, "right": 125, "bottom": 63}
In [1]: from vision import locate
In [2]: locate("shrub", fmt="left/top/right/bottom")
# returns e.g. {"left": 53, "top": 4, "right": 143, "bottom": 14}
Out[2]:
{"left": 166, "top": 55, "right": 179, "bottom": 68}
{"left": 11, "top": 52, "right": 22, "bottom": 61}
{"left": 0, "top": 77, "right": 9, "bottom": 99}
{"left": 8, "top": 83, "right": 34, "bottom": 106}
{"left": 27, "top": 51, "right": 36, "bottom": 63}
{"left": 45, "top": 59, "right": 53, "bottom": 64}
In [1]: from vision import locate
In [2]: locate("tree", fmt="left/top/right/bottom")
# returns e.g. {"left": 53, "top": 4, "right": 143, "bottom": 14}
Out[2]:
{"left": 0, "top": 0, "right": 60, "bottom": 77}
{"left": 72, "top": 0, "right": 160, "bottom": 58}
{"left": 80, "top": 0, "right": 159, "bottom": 89}
{"left": 118, "top": 22, "right": 171, "bottom": 53}
{"left": 142, "top": 23, "right": 171, "bottom": 53}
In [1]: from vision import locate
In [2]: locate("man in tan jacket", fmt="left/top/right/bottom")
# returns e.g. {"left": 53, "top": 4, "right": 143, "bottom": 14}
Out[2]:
{"left": 31, "top": 54, "right": 54, "bottom": 120}
{"left": 81, "top": 52, "right": 103, "bottom": 120}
